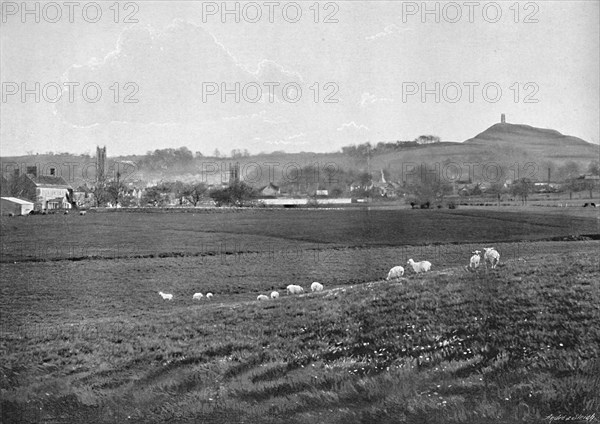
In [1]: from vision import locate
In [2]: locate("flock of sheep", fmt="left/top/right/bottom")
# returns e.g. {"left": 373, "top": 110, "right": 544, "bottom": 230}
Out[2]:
{"left": 156, "top": 283, "right": 325, "bottom": 302}
{"left": 386, "top": 248, "right": 501, "bottom": 280}
{"left": 157, "top": 249, "right": 500, "bottom": 301}
{"left": 257, "top": 282, "right": 323, "bottom": 301}
{"left": 158, "top": 291, "right": 213, "bottom": 301}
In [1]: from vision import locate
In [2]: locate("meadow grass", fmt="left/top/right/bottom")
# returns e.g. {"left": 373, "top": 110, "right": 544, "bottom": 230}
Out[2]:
{"left": 1, "top": 244, "right": 598, "bottom": 423}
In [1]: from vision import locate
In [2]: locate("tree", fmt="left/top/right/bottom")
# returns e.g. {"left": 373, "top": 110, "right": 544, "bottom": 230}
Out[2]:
{"left": 210, "top": 181, "right": 255, "bottom": 206}
{"left": 566, "top": 177, "right": 596, "bottom": 199}
{"left": 91, "top": 182, "right": 109, "bottom": 207}
{"left": 171, "top": 181, "right": 187, "bottom": 205}
{"left": 412, "top": 176, "right": 452, "bottom": 205}
{"left": 588, "top": 160, "right": 599, "bottom": 176}
{"left": 106, "top": 179, "right": 126, "bottom": 206}
{"left": 414, "top": 135, "right": 441, "bottom": 144}
{"left": 182, "top": 183, "right": 208, "bottom": 206}
{"left": 330, "top": 187, "right": 344, "bottom": 198}
{"left": 560, "top": 161, "right": 581, "bottom": 180}
{"left": 141, "top": 186, "right": 163, "bottom": 206}
{"left": 510, "top": 178, "right": 533, "bottom": 204}
{"left": 470, "top": 184, "right": 482, "bottom": 196}
{"left": 358, "top": 172, "right": 372, "bottom": 187}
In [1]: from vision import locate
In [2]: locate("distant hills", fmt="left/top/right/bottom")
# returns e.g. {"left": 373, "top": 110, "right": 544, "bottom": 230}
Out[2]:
{"left": 1, "top": 121, "right": 598, "bottom": 188}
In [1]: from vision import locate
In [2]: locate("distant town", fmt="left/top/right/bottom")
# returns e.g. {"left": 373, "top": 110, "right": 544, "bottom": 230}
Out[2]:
{"left": 1, "top": 117, "right": 599, "bottom": 214}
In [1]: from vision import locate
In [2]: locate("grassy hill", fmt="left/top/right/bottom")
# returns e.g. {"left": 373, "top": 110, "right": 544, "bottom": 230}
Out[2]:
{"left": 464, "top": 123, "right": 598, "bottom": 161}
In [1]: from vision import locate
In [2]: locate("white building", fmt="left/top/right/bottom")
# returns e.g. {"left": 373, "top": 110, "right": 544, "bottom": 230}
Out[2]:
{"left": 1, "top": 197, "right": 34, "bottom": 216}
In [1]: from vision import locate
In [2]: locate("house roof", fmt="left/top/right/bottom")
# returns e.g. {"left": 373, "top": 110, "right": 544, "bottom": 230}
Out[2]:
{"left": 26, "top": 174, "right": 71, "bottom": 189}
{"left": 1, "top": 197, "right": 34, "bottom": 205}
{"left": 259, "top": 183, "right": 279, "bottom": 191}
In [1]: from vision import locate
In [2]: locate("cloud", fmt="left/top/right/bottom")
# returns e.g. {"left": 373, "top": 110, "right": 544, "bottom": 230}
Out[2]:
{"left": 365, "top": 24, "right": 413, "bottom": 40}
{"left": 264, "top": 132, "right": 308, "bottom": 146}
{"left": 55, "top": 20, "right": 307, "bottom": 127}
{"left": 359, "top": 92, "right": 394, "bottom": 108}
{"left": 337, "top": 121, "right": 370, "bottom": 132}
{"left": 251, "top": 59, "right": 304, "bottom": 84}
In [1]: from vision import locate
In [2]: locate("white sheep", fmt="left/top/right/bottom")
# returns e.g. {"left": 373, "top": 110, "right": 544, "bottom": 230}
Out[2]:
{"left": 257, "top": 294, "right": 269, "bottom": 301}
{"left": 310, "top": 282, "right": 324, "bottom": 292}
{"left": 407, "top": 259, "right": 432, "bottom": 273}
{"left": 206, "top": 292, "right": 213, "bottom": 299}
{"left": 270, "top": 291, "right": 279, "bottom": 299}
{"left": 192, "top": 292, "right": 203, "bottom": 300}
{"left": 469, "top": 251, "right": 481, "bottom": 270}
{"left": 386, "top": 266, "right": 405, "bottom": 280}
{"left": 483, "top": 248, "right": 500, "bottom": 269}
{"left": 286, "top": 284, "right": 304, "bottom": 295}
{"left": 158, "top": 291, "right": 173, "bottom": 300}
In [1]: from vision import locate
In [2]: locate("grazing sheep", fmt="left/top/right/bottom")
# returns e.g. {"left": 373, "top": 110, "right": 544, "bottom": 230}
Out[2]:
{"left": 257, "top": 294, "right": 269, "bottom": 301}
{"left": 469, "top": 251, "right": 481, "bottom": 270}
{"left": 407, "top": 259, "right": 432, "bottom": 273}
{"left": 270, "top": 291, "right": 279, "bottom": 299}
{"left": 311, "top": 282, "right": 324, "bottom": 292}
{"left": 286, "top": 284, "right": 304, "bottom": 295}
{"left": 158, "top": 291, "right": 173, "bottom": 300}
{"left": 206, "top": 292, "right": 213, "bottom": 299}
{"left": 386, "top": 266, "right": 405, "bottom": 280}
{"left": 483, "top": 247, "right": 500, "bottom": 269}
{"left": 79, "top": 211, "right": 87, "bottom": 216}
{"left": 192, "top": 292, "right": 203, "bottom": 300}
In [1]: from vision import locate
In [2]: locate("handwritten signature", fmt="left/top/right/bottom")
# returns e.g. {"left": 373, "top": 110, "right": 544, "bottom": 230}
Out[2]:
{"left": 546, "top": 413, "right": 597, "bottom": 423}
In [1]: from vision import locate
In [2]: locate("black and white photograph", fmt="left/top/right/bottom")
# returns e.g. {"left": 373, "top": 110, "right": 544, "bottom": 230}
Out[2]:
{"left": 1, "top": 1, "right": 599, "bottom": 423}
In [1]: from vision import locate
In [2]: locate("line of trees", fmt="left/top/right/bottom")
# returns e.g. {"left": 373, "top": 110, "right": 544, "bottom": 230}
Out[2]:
{"left": 141, "top": 181, "right": 208, "bottom": 207}
{"left": 341, "top": 136, "right": 441, "bottom": 157}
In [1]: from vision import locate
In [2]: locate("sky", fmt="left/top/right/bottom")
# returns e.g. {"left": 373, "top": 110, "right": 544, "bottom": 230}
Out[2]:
{"left": 1, "top": 1, "right": 599, "bottom": 157}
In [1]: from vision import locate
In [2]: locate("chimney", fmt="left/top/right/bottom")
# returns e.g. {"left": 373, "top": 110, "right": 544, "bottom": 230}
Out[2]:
{"left": 501, "top": 113, "right": 506, "bottom": 124}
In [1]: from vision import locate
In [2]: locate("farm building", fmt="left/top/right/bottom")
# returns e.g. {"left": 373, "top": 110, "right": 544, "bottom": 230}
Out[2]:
{"left": 258, "top": 183, "right": 280, "bottom": 198}
{"left": 534, "top": 182, "right": 562, "bottom": 193}
{"left": 12, "top": 171, "right": 72, "bottom": 211}
{"left": 1, "top": 197, "right": 34, "bottom": 216}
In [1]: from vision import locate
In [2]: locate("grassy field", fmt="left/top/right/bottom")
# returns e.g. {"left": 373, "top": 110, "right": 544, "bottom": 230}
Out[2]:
{"left": 1, "top": 207, "right": 598, "bottom": 262}
{"left": 1, "top": 207, "right": 599, "bottom": 423}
